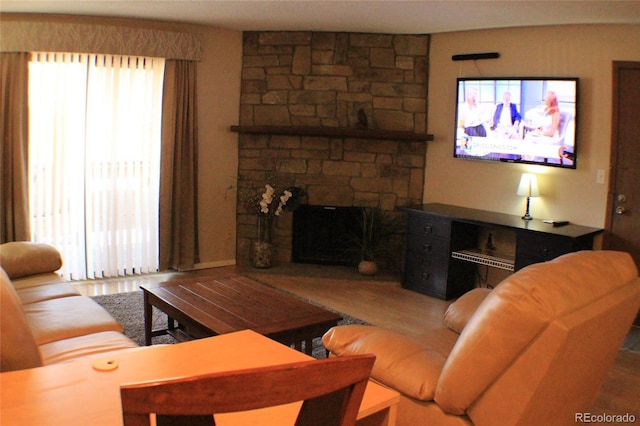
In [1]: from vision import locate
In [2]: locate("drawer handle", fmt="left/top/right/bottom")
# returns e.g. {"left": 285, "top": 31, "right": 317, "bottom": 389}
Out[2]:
{"left": 423, "top": 225, "right": 432, "bottom": 234}
{"left": 421, "top": 272, "right": 430, "bottom": 280}
{"left": 423, "top": 243, "right": 432, "bottom": 252}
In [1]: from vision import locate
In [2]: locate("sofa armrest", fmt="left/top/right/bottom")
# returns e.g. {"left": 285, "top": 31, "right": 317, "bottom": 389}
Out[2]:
{"left": 0, "top": 242, "right": 63, "bottom": 280}
{"left": 0, "top": 268, "right": 43, "bottom": 372}
{"left": 443, "top": 287, "right": 491, "bottom": 334}
{"left": 322, "top": 325, "right": 448, "bottom": 401}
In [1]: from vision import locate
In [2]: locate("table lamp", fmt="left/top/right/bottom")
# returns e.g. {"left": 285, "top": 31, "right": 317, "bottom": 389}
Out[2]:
{"left": 517, "top": 173, "right": 539, "bottom": 220}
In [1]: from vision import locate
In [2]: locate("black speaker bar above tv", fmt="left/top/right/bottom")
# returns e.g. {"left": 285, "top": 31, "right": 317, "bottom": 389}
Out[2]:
{"left": 452, "top": 52, "right": 500, "bottom": 61}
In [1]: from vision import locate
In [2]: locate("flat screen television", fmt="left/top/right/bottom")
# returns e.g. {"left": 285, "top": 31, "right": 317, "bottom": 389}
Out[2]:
{"left": 454, "top": 77, "right": 579, "bottom": 169}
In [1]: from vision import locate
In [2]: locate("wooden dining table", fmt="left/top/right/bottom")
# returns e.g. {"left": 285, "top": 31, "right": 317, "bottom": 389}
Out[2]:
{"left": 0, "top": 330, "right": 399, "bottom": 426}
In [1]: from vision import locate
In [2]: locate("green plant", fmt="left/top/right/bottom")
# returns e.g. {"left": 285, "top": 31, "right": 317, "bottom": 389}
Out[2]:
{"left": 347, "top": 206, "right": 401, "bottom": 264}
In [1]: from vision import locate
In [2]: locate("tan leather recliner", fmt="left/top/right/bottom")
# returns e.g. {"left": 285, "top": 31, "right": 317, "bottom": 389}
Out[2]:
{"left": 323, "top": 250, "right": 640, "bottom": 426}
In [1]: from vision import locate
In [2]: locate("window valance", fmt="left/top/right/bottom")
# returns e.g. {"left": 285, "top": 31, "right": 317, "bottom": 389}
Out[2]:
{"left": 1, "top": 19, "right": 202, "bottom": 61}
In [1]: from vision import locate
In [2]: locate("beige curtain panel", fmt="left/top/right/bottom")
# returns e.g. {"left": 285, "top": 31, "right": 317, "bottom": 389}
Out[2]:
{"left": 159, "top": 59, "right": 200, "bottom": 271}
{"left": 1, "top": 52, "right": 31, "bottom": 243}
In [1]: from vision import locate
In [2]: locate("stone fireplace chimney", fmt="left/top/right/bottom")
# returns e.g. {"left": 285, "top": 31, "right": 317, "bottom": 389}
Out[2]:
{"left": 235, "top": 31, "right": 431, "bottom": 268}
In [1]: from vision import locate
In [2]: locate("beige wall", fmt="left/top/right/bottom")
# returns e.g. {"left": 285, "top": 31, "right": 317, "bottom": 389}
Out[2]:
{"left": 192, "top": 27, "right": 242, "bottom": 268}
{"left": 426, "top": 24, "right": 640, "bottom": 228}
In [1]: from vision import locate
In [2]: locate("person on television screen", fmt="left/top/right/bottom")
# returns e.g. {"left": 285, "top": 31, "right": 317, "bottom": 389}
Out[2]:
{"left": 491, "top": 91, "right": 522, "bottom": 139}
{"left": 525, "top": 90, "right": 560, "bottom": 138}
{"left": 522, "top": 90, "right": 563, "bottom": 161}
{"left": 458, "top": 87, "right": 487, "bottom": 137}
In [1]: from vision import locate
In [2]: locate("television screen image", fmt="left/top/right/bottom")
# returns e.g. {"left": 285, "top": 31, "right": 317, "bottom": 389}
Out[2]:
{"left": 454, "top": 77, "right": 579, "bottom": 169}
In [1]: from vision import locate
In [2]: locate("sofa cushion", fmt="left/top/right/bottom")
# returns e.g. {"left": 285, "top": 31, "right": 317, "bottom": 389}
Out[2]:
{"left": 0, "top": 242, "right": 63, "bottom": 280}
{"left": 10, "top": 272, "right": 68, "bottom": 290}
{"left": 17, "top": 282, "right": 81, "bottom": 305}
{"left": 323, "top": 324, "right": 454, "bottom": 401}
{"left": 443, "top": 287, "right": 491, "bottom": 334}
{"left": 24, "top": 296, "right": 124, "bottom": 345}
{"left": 39, "top": 331, "right": 139, "bottom": 365}
{"left": 0, "top": 268, "right": 43, "bottom": 372}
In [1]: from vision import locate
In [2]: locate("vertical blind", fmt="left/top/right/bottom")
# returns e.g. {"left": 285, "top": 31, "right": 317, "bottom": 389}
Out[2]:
{"left": 28, "top": 52, "right": 165, "bottom": 280}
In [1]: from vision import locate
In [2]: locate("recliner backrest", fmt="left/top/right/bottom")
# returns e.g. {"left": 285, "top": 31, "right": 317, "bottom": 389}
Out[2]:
{"left": 434, "top": 251, "right": 639, "bottom": 424}
{"left": 469, "top": 278, "right": 639, "bottom": 425}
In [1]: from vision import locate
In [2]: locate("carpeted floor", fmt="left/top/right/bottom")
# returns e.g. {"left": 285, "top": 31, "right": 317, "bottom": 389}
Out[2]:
{"left": 91, "top": 291, "right": 174, "bottom": 346}
{"left": 91, "top": 289, "right": 367, "bottom": 359}
{"left": 622, "top": 325, "right": 640, "bottom": 353}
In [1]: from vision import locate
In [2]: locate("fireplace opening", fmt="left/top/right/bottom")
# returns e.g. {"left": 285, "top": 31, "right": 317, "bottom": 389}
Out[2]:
{"left": 292, "top": 205, "right": 361, "bottom": 266}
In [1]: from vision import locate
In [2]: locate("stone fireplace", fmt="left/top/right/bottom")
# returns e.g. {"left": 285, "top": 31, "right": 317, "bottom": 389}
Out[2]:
{"left": 235, "top": 31, "right": 431, "bottom": 269}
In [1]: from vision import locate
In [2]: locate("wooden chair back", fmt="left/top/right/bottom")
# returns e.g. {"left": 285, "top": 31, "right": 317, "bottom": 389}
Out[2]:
{"left": 120, "top": 353, "right": 375, "bottom": 426}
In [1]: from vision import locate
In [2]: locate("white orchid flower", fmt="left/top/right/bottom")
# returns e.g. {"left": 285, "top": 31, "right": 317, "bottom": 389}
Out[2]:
{"left": 264, "top": 184, "right": 275, "bottom": 195}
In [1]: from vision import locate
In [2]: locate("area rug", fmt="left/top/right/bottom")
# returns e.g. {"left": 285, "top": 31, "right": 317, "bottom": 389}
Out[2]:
{"left": 91, "top": 289, "right": 367, "bottom": 359}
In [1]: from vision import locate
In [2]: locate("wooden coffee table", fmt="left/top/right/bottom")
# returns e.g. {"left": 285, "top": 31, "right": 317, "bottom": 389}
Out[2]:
{"left": 140, "top": 273, "right": 341, "bottom": 354}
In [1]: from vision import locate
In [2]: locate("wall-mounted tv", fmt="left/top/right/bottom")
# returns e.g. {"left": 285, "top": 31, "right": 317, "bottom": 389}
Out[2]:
{"left": 454, "top": 77, "right": 579, "bottom": 169}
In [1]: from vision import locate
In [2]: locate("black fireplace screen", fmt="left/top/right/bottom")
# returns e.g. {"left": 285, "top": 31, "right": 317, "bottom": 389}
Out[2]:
{"left": 292, "top": 205, "right": 361, "bottom": 266}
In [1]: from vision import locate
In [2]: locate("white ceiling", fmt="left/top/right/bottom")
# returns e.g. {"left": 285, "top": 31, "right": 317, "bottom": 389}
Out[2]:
{"left": 2, "top": 1, "right": 640, "bottom": 34}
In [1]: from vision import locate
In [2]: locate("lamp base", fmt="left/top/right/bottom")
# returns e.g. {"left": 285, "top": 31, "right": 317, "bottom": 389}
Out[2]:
{"left": 521, "top": 196, "right": 533, "bottom": 221}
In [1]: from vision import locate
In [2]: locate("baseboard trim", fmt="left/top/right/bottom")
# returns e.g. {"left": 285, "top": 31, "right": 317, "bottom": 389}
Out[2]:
{"left": 193, "top": 259, "right": 236, "bottom": 270}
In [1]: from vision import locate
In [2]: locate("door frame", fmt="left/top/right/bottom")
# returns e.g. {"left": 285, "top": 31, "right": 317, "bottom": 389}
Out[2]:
{"left": 603, "top": 61, "right": 640, "bottom": 248}
{"left": 606, "top": 61, "right": 640, "bottom": 325}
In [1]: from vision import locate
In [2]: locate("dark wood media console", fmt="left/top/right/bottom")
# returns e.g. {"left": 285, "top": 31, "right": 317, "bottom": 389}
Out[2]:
{"left": 400, "top": 203, "right": 603, "bottom": 300}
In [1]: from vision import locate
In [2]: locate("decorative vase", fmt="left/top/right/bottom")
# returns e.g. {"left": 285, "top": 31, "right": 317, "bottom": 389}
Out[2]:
{"left": 358, "top": 260, "right": 378, "bottom": 276}
{"left": 253, "top": 241, "right": 273, "bottom": 269}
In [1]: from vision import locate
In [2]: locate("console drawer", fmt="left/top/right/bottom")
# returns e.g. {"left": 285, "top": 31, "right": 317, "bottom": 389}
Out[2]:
{"left": 406, "top": 234, "right": 450, "bottom": 257}
{"left": 515, "top": 232, "right": 575, "bottom": 269}
{"left": 407, "top": 214, "right": 450, "bottom": 239}
{"left": 402, "top": 252, "right": 449, "bottom": 298}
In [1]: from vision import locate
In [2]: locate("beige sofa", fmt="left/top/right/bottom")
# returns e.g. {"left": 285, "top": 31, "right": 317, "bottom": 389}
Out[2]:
{"left": 1, "top": 242, "right": 138, "bottom": 372}
{"left": 323, "top": 250, "right": 640, "bottom": 426}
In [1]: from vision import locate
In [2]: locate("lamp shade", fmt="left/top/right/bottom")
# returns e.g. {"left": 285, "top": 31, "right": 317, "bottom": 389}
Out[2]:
{"left": 516, "top": 173, "right": 540, "bottom": 197}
